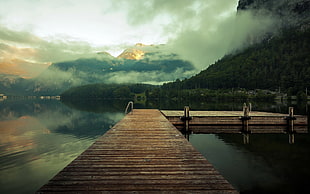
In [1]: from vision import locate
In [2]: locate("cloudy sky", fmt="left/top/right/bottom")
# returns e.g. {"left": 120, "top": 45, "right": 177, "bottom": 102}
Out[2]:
{"left": 0, "top": 0, "right": 275, "bottom": 78}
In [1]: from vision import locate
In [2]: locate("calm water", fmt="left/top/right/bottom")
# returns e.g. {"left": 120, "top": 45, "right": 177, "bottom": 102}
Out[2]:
{"left": 190, "top": 133, "right": 310, "bottom": 193}
{"left": 0, "top": 98, "right": 309, "bottom": 193}
{"left": 0, "top": 99, "right": 125, "bottom": 194}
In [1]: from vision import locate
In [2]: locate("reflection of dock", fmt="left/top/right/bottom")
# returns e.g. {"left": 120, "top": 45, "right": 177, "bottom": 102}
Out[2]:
{"left": 37, "top": 109, "right": 238, "bottom": 193}
{"left": 174, "top": 125, "right": 308, "bottom": 134}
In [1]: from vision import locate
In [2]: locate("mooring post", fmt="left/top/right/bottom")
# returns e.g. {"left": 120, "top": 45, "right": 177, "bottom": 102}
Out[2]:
{"left": 242, "top": 105, "right": 250, "bottom": 132}
{"left": 184, "top": 106, "right": 190, "bottom": 132}
{"left": 184, "top": 132, "right": 190, "bottom": 141}
{"left": 306, "top": 105, "right": 310, "bottom": 131}
{"left": 242, "top": 103, "right": 246, "bottom": 113}
{"left": 241, "top": 104, "right": 250, "bottom": 142}
{"left": 288, "top": 107, "right": 295, "bottom": 133}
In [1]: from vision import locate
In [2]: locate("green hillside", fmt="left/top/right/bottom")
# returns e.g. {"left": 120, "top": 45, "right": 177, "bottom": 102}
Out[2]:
{"left": 163, "top": 29, "right": 310, "bottom": 95}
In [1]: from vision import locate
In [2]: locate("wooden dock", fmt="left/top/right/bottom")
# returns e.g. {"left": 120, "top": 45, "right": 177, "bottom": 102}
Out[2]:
{"left": 162, "top": 110, "right": 308, "bottom": 126}
{"left": 37, "top": 109, "right": 238, "bottom": 193}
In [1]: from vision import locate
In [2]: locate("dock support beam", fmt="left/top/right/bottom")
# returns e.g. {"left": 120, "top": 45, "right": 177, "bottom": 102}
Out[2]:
{"left": 286, "top": 107, "right": 296, "bottom": 133}
{"left": 308, "top": 105, "right": 310, "bottom": 131}
{"left": 184, "top": 106, "right": 190, "bottom": 132}
{"left": 181, "top": 106, "right": 192, "bottom": 132}
{"left": 285, "top": 107, "right": 296, "bottom": 144}
{"left": 241, "top": 104, "right": 251, "bottom": 133}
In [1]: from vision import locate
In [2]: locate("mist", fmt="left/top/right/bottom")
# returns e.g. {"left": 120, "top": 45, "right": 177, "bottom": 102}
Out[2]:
{"left": 117, "top": 0, "right": 278, "bottom": 71}
{"left": 1, "top": 0, "right": 281, "bottom": 85}
{"left": 169, "top": 10, "right": 276, "bottom": 70}
{"left": 104, "top": 68, "right": 196, "bottom": 85}
{"left": 0, "top": 25, "right": 108, "bottom": 78}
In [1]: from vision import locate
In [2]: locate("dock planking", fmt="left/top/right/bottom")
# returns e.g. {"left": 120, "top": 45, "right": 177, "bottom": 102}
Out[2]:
{"left": 37, "top": 109, "right": 238, "bottom": 193}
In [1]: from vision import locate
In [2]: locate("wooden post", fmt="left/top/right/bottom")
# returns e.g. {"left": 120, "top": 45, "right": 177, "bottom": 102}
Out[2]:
{"left": 243, "top": 106, "right": 250, "bottom": 132}
{"left": 184, "top": 106, "right": 190, "bottom": 132}
{"left": 289, "top": 107, "right": 294, "bottom": 117}
{"left": 243, "top": 103, "right": 246, "bottom": 113}
{"left": 244, "top": 106, "right": 249, "bottom": 117}
{"left": 288, "top": 107, "right": 294, "bottom": 133}
{"left": 185, "top": 132, "right": 190, "bottom": 141}
{"left": 306, "top": 104, "right": 310, "bottom": 131}
{"left": 249, "top": 103, "right": 252, "bottom": 113}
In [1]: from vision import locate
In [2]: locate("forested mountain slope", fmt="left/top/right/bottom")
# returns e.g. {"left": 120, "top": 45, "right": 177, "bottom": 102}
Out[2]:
{"left": 163, "top": 29, "right": 309, "bottom": 95}
{"left": 163, "top": 0, "right": 310, "bottom": 95}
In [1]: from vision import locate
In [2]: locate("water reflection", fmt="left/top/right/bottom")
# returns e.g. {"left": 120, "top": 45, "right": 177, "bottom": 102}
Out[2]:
{"left": 1, "top": 98, "right": 309, "bottom": 194}
{"left": 0, "top": 99, "right": 125, "bottom": 194}
{"left": 241, "top": 133, "right": 296, "bottom": 145}
{"left": 188, "top": 131, "right": 310, "bottom": 193}
{"left": 182, "top": 130, "right": 304, "bottom": 145}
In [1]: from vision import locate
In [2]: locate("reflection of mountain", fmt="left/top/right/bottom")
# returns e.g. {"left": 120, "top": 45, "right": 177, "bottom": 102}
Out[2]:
{"left": 0, "top": 99, "right": 125, "bottom": 138}
{"left": 0, "top": 99, "right": 126, "bottom": 194}
{"left": 1, "top": 44, "right": 194, "bottom": 95}
{"left": 61, "top": 99, "right": 131, "bottom": 113}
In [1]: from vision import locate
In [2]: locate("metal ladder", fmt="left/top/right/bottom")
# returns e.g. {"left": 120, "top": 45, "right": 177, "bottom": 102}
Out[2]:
{"left": 125, "top": 101, "right": 134, "bottom": 114}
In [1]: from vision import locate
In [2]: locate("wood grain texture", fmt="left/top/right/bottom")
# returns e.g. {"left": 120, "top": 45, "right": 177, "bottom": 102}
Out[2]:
{"left": 37, "top": 109, "right": 238, "bottom": 193}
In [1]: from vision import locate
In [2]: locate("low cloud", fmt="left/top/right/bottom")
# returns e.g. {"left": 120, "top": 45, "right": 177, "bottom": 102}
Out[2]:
{"left": 104, "top": 68, "right": 195, "bottom": 85}
{"left": 169, "top": 10, "right": 276, "bottom": 70}
{"left": 0, "top": 0, "right": 280, "bottom": 82}
{"left": 117, "top": 0, "right": 278, "bottom": 70}
{"left": 0, "top": 25, "right": 103, "bottom": 78}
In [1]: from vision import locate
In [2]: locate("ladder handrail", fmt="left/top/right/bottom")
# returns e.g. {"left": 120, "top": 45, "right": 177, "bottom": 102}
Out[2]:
{"left": 125, "top": 101, "right": 134, "bottom": 114}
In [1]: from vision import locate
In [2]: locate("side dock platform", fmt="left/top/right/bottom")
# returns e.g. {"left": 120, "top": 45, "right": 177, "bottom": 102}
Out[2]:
{"left": 162, "top": 109, "right": 308, "bottom": 134}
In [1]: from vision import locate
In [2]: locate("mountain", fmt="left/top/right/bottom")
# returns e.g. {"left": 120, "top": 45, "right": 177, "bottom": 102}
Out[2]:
{"left": 117, "top": 43, "right": 147, "bottom": 60}
{"left": 0, "top": 74, "right": 28, "bottom": 95}
{"left": 164, "top": 30, "right": 310, "bottom": 93}
{"left": 163, "top": 0, "right": 310, "bottom": 95}
{"left": 0, "top": 44, "right": 195, "bottom": 95}
{"left": 238, "top": 0, "right": 310, "bottom": 30}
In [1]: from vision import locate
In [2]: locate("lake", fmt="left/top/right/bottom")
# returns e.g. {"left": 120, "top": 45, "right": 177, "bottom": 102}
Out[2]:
{"left": 0, "top": 98, "right": 309, "bottom": 193}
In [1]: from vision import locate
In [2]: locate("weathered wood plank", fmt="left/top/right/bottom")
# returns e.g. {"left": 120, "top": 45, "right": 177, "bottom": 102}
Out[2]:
{"left": 37, "top": 109, "right": 238, "bottom": 193}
